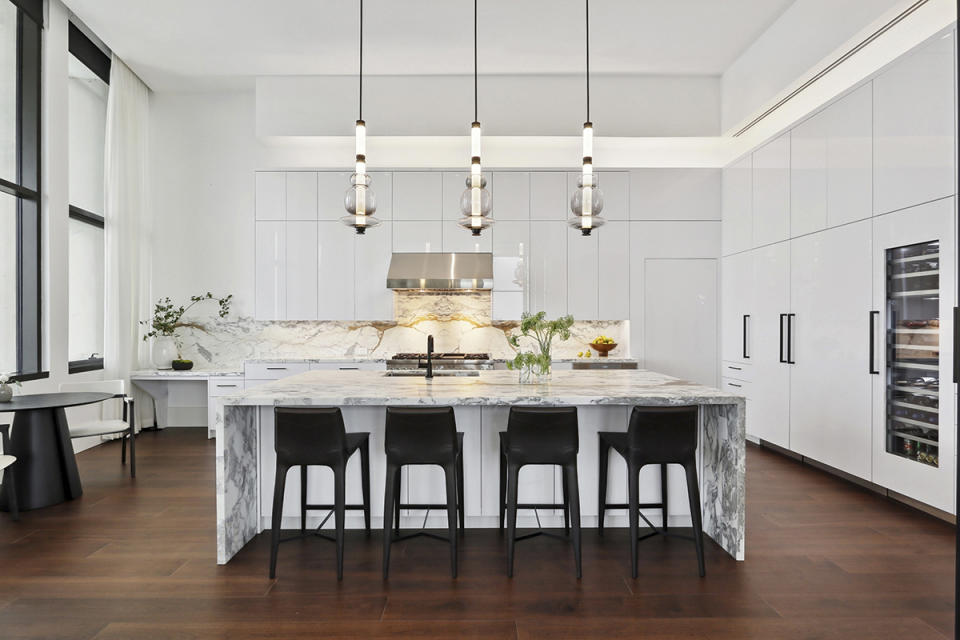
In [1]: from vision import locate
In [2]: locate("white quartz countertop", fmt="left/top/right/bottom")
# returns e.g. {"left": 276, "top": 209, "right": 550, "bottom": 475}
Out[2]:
{"left": 220, "top": 369, "right": 743, "bottom": 407}
{"left": 130, "top": 369, "right": 243, "bottom": 378}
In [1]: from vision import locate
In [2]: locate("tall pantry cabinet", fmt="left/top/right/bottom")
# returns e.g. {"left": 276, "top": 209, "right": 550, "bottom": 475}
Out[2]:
{"left": 721, "top": 30, "right": 957, "bottom": 512}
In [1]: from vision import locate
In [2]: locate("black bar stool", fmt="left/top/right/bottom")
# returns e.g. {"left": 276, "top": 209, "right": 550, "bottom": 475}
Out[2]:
{"left": 598, "top": 405, "right": 705, "bottom": 578}
{"left": 503, "top": 406, "right": 581, "bottom": 579}
{"left": 269, "top": 407, "right": 371, "bottom": 580}
{"left": 382, "top": 406, "right": 463, "bottom": 579}
{"left": 498, "top": 433, "right": 571, "bottom": 534}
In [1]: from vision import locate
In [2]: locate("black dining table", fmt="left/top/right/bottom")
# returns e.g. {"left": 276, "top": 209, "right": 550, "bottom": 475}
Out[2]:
{"left": 0, "top": 392, "right": 113, "bottom": 511}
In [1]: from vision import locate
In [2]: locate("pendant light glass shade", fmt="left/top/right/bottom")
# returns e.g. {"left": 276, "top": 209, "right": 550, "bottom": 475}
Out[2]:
{"left": 459, "top": 2, "right": 493, "bottom": 236}
{"left": 568, "top": 1, "right": 604, "bottom": 237}
{"left": 342, "top": 2, "right": 378, "bottom": 234}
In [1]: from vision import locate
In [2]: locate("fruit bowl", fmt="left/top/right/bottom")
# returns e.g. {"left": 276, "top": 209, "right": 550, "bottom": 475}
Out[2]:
{"left": 589, "top": 342, "right": 617, "bottom": 357}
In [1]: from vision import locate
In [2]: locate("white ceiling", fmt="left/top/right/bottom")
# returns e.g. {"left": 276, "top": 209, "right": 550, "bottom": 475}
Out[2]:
{"left": 64, "top": 0, "right": 796, "bottom": 91}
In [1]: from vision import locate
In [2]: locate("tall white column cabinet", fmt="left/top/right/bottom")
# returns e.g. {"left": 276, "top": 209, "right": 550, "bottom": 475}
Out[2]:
{"left": 720, "top": 29, "right": 957, "bottom": 512}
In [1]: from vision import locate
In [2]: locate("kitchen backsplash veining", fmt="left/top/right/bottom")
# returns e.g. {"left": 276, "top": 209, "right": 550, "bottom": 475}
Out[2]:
{"left": 171, "top": 290, "right": 628, "bottom": 368}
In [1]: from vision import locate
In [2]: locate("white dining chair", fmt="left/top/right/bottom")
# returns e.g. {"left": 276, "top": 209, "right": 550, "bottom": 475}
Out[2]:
{"left": 59, "top": 380, "right": 137, "bottom": 478}
{"left": 0, "top": 424, "right": 18, "bottom": 520}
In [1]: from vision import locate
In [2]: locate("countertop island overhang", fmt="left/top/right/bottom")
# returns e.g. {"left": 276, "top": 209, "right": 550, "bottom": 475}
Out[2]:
{"left": 215, "top": 369, "right": 745, "bottom": 564}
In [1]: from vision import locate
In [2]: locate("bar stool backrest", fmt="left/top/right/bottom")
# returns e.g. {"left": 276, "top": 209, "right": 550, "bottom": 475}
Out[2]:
{"left": 627, "top": 405, "right": 699, "bottom": 464}
{"left": 507, "top": 406, "right": 579, "bottom": 465}
{"left": 274, "top": 407, "right": 348, "bottom": 466}
{"left": 384, "top": 406, "right": 458, "bottom": 465}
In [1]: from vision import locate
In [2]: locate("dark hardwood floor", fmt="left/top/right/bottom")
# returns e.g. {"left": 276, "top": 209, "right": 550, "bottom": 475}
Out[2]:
{"left": 0, "top": 428, "right": 953, "bottom": 639}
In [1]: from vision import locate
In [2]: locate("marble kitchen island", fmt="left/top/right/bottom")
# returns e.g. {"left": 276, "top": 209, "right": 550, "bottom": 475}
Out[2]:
{"left": 215, "top": 369, "right": 745, "bottom": 564}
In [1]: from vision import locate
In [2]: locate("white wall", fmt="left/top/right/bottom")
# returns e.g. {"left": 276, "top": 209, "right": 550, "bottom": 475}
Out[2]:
{"left": 257, "top": 73, "right": 721, "bottom": 138}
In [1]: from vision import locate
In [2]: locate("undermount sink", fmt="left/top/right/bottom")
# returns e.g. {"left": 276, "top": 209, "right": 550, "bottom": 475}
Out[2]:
{"left": 384, "top": 370, "right": 480, "bottom": 377}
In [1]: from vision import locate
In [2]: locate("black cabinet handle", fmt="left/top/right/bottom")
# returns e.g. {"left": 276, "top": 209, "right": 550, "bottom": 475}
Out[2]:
{"left": 869, "top": 310, "right": 880, "bottom": 375}
{"left": 216, "top": 384, "right": 238, "bottom": 388}
{"left": 266, "top": 367, "right": 287, "bottom": 370}
{"left": 339, "top": 367, "right": 359, "bottom": 370}
{"left": 954, "top": 307, "right": 959, "bottom": 384}
{"left": 779, "top": 314, "right": 787, "bottom": 363}
{"left": 727, "top": 382, "right": 742, "bottom": 388}
{"left": 727, "top": 365, "right": 742, "bottom": 371}
{"left": 786, "top": 314, "right": 796, "bottom": 364}
{"left": 742, "top": 315, "right": 750, "bottom": 359}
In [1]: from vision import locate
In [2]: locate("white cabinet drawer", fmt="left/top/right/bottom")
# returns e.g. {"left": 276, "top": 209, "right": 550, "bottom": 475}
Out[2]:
{"left": 208, "top": 378, "right": 245, "bottom": 397}
{"left": 310, "top": 362, "right": 385, "bottom": 371}
{"left": 721, "top": 377, "right": 750, "bottom": 397}
{"left": 243, "top": 362, "right": 311, "bottom": 380}
{"left": 721, "top": 361, "right": 752, "bottom": 382}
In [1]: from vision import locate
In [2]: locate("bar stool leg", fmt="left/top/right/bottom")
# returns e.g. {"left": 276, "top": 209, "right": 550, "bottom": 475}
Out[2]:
{"left": 628, "top": 461, "right": 640, "bottom": 579}
{"left": 300, "top": 466, "right": 308, "bottom": 535}
{"left": 597, "top": 440, "right": 609, "bottom": 536}
{"left": 456, "top": 452, "right": 465, "bottom": 532}
{"left": 360, "top": 439, "right": 371, "bottom": 535}
{"left": 334, "top": 463, "right": 346, "bottom": 581}
{"left": 684, "top": 460, "right": 706, "bottom": 577}
{"left": 498, "top": 447, "right": 507, "bottom": 531}
{"left": 269, "top": 464, "right": 290, "bottom": 579}
{"left": 565, "top": 462, "right": 582, "bottom": 579}
{"left": 660, "top": 464, "right": 669, "bottom": 533}
{"left": 382, "top": 463, "right": 399, "bottom": 579}
{"left": 393, "top": 470, "right": 402, "bottom": 536}
{"left": 444, "top": 463, "right": 459, "bottom": 578}
{"left": 561, "top": 465, "right": 570, "bottom": 537}
{"left": 506, "top": 461, "right": 520, "bottom": 578}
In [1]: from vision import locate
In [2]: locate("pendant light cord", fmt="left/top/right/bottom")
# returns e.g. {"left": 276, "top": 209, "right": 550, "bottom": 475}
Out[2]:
{"left": 585, "top": 0, "right": 590, "bottom": 123}
{"left": 359, "top": 0, "right": 363, "bottom": 120}
{"left": 474, "top": 0, "right": 478, "bottom": 123}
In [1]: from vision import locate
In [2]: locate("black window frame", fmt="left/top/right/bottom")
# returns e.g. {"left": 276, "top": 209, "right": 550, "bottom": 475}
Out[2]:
{"left": 2, "top": 0, "right": 44, "bottom": 383}
{"left": 66, "top": 21, "right": 109, "bottom": 375}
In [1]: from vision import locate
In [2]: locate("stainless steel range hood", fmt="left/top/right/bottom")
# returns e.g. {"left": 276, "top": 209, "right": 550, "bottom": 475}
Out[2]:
{"left": 386, "top": 252, "right": 493, "bottom": 290}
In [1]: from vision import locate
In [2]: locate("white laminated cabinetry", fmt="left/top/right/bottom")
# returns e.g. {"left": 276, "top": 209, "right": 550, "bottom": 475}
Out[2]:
{"left": 749, "top": 242, "right": 791, "bottom": 449}
{"left": 254, "top": 221, "right": 285, "bottom": 320}
{"left": 789, "top": 220, "right": 873, "bottom": 480}
{"left": 752, "top": 133, "right": 790, "bottom": 247}
{"left": 720, "top": 251, "right": 753, "bottom": 365}
{"left": 873, "top": 32, "right": 955, "bottom": 216}
{"left": 721, "top": 156, "right": 752, "bottom": 255}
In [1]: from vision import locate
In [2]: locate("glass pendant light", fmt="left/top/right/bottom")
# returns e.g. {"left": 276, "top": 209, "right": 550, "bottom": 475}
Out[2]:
{"left": 568, "top": 0, "right": 605, "bottom": 236}
{"left": 341, "top": 0, "right": 381, "bottom": 234}
{"left": 458, "top": 0, "right": 493, "bottom": 236}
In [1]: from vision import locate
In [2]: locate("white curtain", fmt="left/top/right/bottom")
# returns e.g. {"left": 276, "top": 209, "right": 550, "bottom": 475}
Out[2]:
{"left": 104, "top": 56, "right": 151, "bottom": 428}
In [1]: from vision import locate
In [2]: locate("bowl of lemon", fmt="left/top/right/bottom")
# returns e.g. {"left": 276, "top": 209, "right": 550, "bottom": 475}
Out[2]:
{"left": 588, "top": 335, "right": 618, "bottom": 358}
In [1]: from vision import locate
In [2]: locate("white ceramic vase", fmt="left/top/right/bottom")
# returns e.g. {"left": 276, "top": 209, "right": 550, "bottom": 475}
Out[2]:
{"left": 0, "top": 383, "right": 12, "bottom": 402}
{"left": 153, "top": 336, "right": 177, "bottom": 369}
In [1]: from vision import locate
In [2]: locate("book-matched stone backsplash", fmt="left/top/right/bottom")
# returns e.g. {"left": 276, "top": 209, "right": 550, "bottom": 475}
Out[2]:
{"left": 171, "top": 290, "right": 629, "bottom": 369}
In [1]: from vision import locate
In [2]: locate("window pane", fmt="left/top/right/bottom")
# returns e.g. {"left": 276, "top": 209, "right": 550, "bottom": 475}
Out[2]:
{"left": 0, "top": 1, "right": 16, "bottom": 183}
{"left": 0, "top": 191, "right": 16, "bottom": 373}
{"left": 68, "top": 53, "right": 108, "bottom": 214}
{"left": 68, "top": 218, "right": 104, "bottom": 362}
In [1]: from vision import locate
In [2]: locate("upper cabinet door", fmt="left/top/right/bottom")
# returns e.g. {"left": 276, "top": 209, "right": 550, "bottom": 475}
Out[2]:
{"left": 394, "top": 221, "right": 442, "bottom": 253}
{"left": 394, "top": 172, "right": 442, "bottom": 221}
{"left": 318, "top": 221, "right": 356, "bottom": 321}
{"left": 874, "top": 32, "right": 955, "bottom": 216}
{"left": 721, "top": 156, "right": 752, "bottom": 256}
{"left": 597, "top": 171, "right": 629, "bottom": 221}
{"left": 752, "top": 133, "right": 790, "bottom": 247}
{"left": 316, "top": 172, "right": 350, "bottom": 221}
{"left": 285, "top": 221, "right": 318, "bottom": 320}
{"left": 367, "top": 171, "right": 393, "bottom": 221}
{"left": 631, "top": 168, "right": 720, "bottom": 221}
{"left": 491, "top": 172, "right": 530, "bottom": 220}
{"left": 598, "top": 220, "right": 630, "bottom": 320}
{"left": 442, "top": 221, "right": 492, "bottom": 253}
{"left": 255, "top": 172, "right": 285, "bottom": 220}
{"left": 826, "top": 83, "right": 872, "bottom": 227}
{"left": 530, "top": 173, "right": 567, "bottom": 220}
{"left": 285, "top": 172, "right": 318, "bottom": 220}
{"left": 528, "top": 221, "right": 568, "bottom": 317}
{"left": 441, "top": 171, "right": 480, "bottom": 221}
{"left": 790, "top": 110, "right": 827, "bottom": 238}
{"left": 254, "top": 221, "right": 286, "bottom": 320}
{"left": 354, "top": 221, "right": 393, "bottom": 320}
{"left": 567, "top": 226, "right": 599, "bottom": 320}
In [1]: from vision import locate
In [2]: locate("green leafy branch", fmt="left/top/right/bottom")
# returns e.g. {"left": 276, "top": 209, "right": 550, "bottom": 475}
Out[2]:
{"left": 506, "top": 312, "right": 574, "bottom": 376}
{"left": 141, "top": 293, "right": 233, "bottom": 356}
